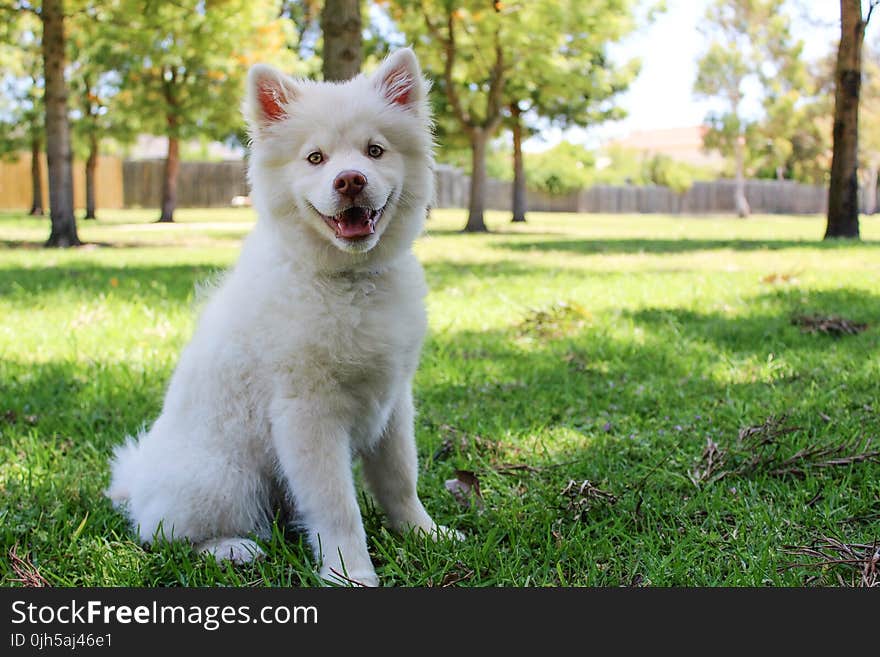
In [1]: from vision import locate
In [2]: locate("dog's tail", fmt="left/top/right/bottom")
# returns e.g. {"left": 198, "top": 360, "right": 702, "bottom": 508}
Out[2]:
{"left": 105, "top": 431, "right": 145, "bottom": 507}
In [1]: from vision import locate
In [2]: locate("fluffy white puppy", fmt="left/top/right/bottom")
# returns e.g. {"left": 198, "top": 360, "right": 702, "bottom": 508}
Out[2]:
{"left": 107, "top": 48, "right": 456, "bottom": 586}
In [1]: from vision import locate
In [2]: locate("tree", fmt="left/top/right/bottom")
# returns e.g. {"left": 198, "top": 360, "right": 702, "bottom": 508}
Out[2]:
{"left": 110, "top": 0, "right": 290, "bottom": 222}
{"left": 41, "top": 0, "right": 80, "bottom": 246}
{"left": 859, "top": 39, "right": 880, "bottom": 214}
{"left": 71, "top": 66, "right": 103, "bottom": 220}
{"left": 401, "top": 1, "right": 508, "bottom": 232}
{"left": 747, "top": 8, "right": 818, "bottom": 182}
{"left": 279, "top": 0, "right": 321, "bottom": 55}
{"left": 509, "top": 102, "right": 527, "bottom": 222}
{"left": 392, "top": 1, "right": 637, "bottom": 232}
{"left": 694, "top": 0, "right": 806, "bottom": 218}
{"left": 826, "top": 0, "right": 879, "bottom": 239}
{"left": 321, "top": 0, "right": 362, "bottom": 81}
{"left": 0, "top": 10, "right": 45, "bottom": 216}
{"left": 68, "top": 9, "right": 131, "bottom": 220}
{"left": 503, "top": 1, "right": 638, "bottom": 222}
{"left": 522, "top": 141, "right": 595, "bottom": 195}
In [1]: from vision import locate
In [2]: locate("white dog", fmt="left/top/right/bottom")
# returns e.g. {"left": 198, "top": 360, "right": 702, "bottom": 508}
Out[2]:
{"left": 107, "top": 49, "right": 456, "bottom": 586}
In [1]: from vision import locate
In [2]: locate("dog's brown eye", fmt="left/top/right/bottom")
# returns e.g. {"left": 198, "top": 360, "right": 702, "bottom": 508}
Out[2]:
{"left": 367, "top": 144, "right": 384, "bottom": 159}
{"left": 307, "top": 152, "right": 324, "bottom": 165}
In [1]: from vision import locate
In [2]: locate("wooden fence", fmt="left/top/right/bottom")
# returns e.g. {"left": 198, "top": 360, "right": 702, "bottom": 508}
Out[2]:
{"left": 0, "top": 153, "right": 123, "bottom": 210}
{"left": 122, "top": 159, "right": 249, "bottom": 208}
{"left": 4, "top": 156, "right": 871, "bottom": 216}
{"left": 435, "top": 165, "right": 836, "bottom": 214}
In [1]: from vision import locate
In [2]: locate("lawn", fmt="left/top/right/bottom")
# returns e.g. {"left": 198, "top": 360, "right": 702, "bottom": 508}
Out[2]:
{"left": 1, "top": 208, "right": 879, "bottom": 586}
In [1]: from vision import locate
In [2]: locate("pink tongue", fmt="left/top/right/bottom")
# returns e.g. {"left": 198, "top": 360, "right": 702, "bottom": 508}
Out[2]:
{"left": 336, "top": 208, "right": 374, "bottom": 238}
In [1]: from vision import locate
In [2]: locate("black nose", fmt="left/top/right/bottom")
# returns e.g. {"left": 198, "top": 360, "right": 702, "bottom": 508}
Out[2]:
{"left": 333, "top": 170, "right": 367, "bottom": 199}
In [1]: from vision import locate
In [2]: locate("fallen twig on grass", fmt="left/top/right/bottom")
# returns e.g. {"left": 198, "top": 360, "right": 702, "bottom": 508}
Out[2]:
{"left": 779, "top": 536, "right": 880, "bottom": 587}
{"left": 561, "top": 479, "right": 617, "bottom": 521}
{"left": 769, "top": 440, "right": 880, "bottom": 477}
{"left": 327, "top": 568, "right": 371, "bottom": 588}
{"left": 439, "top": 565, "right": 475, "bottom": 587}
{"left": 689, "top": 437, "right": 727, "bottom": 485}
{"left": 430, "top": 424, "right": 501, "bottom": 465}
{"left": 8, "top": 544, "right": 49, "bottom": 587}
{"left": 492, "top": 463, "right": 541, "bottom": 474}
{"left": 491, "top": 458, "right": 585, "bottom": 475}
{"left": 791, "top": 313, "right": 868, "bottom": 336}
{"left": 689, "top": 416, "right": 880, "bottom": 484}
{"left": 518, "top": 301, "right": 591, "bottom": 339}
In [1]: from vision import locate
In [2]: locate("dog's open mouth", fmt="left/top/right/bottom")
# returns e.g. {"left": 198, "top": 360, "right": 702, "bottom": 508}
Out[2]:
{"left": 321, "top": 206, "right": 384, "bottom": 240}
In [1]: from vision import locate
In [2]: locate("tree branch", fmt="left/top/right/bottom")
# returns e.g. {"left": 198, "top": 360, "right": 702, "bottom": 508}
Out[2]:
{"left": 424, "top": 6, "right": 473, "bottom": 135}
{"left": 484, "top": 26, "right": 506, "bottom": 132}
{"left": 867, "top": 0, "right": 879, "bottom": 27}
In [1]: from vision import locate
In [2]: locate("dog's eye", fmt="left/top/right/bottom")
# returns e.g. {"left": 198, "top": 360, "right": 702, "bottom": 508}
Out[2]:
{"left": 367, "top": 144, "right": 384, "bottom": 159}
{"left": 307, "top": 152, "right": 324, "bottom": 165}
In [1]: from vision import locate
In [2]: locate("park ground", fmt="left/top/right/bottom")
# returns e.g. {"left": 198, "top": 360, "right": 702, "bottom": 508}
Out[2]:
{"left": 1, "top": 208, "right": 878, "bottom": 586}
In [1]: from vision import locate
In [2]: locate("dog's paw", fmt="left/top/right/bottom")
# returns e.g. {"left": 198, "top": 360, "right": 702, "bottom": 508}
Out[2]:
{"left": 412, "top": 523, "right": 464, "bottom": 542}
{"left": 431, "top": 524, "right": 465, "bottom": 542}
{"left": 320, "top": 566, "right": 379, "bottom": 587}
{"left": 199, "top": 537, "right": 265, "bottom": 564}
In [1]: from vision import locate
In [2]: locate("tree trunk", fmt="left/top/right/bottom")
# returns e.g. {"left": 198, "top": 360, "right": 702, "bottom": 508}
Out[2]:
{"left": 29, "top": 134, "right": 44, "bottom": 216}
{"left": 863, "top": 164, "right": 879, "bottom": 214}
{"left": 734, "top": 133, "right": 750, "bottom": 218}
{"left": 85, "top": 133, "right": 98, "bottom": 219}
{"left": 158, "top": 135, "right": 179, "bottom": 223}
{"left": 511, "top": 104, "right": 527, "bottom": 223}
{"left": 464, "top": 128, "right": 489, "bottom": 232}
{"left": 321, "top": 0, "right": 362, "bottom": 82}
{"left": 42, "top": 0, "right": 80, "bottom": 247}
{"left": 826, "top": 0, "right": 864, "bottom": 239}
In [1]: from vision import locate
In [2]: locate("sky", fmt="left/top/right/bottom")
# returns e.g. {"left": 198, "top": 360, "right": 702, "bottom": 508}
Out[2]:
{"left": 523, "top": 0, "right": 842, "bottom": 152}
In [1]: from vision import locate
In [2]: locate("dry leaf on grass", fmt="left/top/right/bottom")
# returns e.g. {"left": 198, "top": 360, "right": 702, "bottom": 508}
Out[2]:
{"left": 444, "top": 469, "right": 484, "bottom": 509}
{"left": 438, "top": 565, "right": 475, "bottom": 587}
{"left": 761, "top": 272, "right": 800, "bottom": 285}
{"left": 791, "top": 313, "right": 868, "bottom": 336}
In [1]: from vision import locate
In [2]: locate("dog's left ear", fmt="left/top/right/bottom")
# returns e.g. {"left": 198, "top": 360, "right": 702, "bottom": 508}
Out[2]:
{"left": 372, "top": 48, "right": 426, "bottom": 111}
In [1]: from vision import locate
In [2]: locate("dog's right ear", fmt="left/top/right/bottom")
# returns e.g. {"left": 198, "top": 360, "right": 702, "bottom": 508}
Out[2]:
{"left": 244, "top": 64, "right": 298, "bottom": 135}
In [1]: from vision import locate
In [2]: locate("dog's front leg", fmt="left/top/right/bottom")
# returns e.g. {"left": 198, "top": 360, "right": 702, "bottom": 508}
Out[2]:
{"left": 362, "top": 390, "right": 462, "bottom": 541}
{"left": 271, "top": 398, "right": 377, "bottom": 586}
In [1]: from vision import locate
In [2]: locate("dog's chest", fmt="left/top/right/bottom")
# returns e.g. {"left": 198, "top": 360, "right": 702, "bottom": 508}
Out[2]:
{"left": 315, "top": 272, "right": 424, "bottom": 366}
{"left": 269, "top": 270, "right": 425, "bottom": 442}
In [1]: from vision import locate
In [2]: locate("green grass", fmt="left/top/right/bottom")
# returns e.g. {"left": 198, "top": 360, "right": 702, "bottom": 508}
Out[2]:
{"left": 1, "top": 208, "right": 879, "bottom": 587}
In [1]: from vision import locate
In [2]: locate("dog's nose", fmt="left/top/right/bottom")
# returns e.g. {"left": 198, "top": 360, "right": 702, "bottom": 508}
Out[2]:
{"left": 333, "top": 170, "right": 367, "bottom": 199}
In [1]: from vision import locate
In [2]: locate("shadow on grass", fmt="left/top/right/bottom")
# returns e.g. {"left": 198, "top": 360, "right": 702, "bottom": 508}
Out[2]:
{"left": 1, "top": 254, "right": 603, "bottom": 306}
{"left": 422, "top": 259, "right": 626, "bottom": 293}
{"left": 423, "top": 226, "right": 574, "bottom": 238}
{"left": 2, "top": 234, "right": 246, "bottom": 250}
{"left": 623, "top": 287, "right": 880, "bottom": 358}
{"left": 493, "top": 237, "right": 880, "bottom": 256}
{"left": 0, "top": 263, "right": 224, "bottom": 306}
{"left": 4, "top": 289, "right": 880, "bottom": 585}
{"left": 416, "top": 286, "right": 880, "bottom": 456}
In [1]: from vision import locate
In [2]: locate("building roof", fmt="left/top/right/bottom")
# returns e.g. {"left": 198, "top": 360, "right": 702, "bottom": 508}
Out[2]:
{"left": 606, "top": 126, "right": 723, "bottom": 168}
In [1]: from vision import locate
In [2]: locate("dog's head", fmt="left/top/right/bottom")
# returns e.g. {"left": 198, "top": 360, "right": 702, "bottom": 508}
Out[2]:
{"left": 244, "top": 49, "right": 433, "bottom": 264}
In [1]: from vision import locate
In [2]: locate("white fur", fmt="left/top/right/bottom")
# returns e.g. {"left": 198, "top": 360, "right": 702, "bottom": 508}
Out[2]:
{"left": 107, "top": 49, "right": 458, "bottom": 587}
